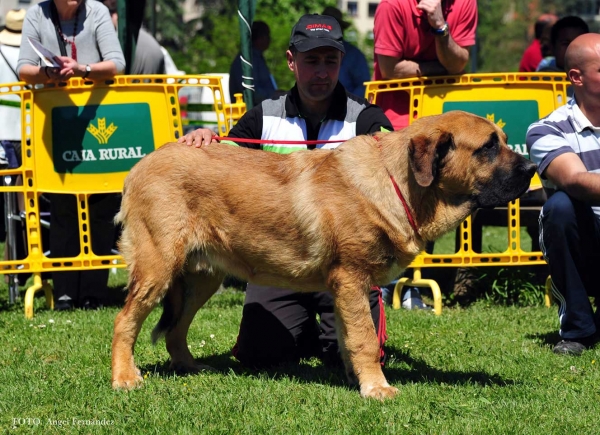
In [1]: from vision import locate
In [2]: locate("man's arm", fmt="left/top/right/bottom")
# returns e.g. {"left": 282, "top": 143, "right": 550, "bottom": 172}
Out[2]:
{"left": 544, "top": 153, "right": 600, "bottom": 204}
{"left": 178, "top": 103, "right": 264, "bottom": 148}
{"left": 377, "top": 55, "right": 448, "bottom": 79}
{"left": 374, "top": 0, "right": 473, "bottom": 79}
{"left": 433, "top": 36, "right": 470, "bottom": 75}
{"left": 418, "top": 0, "right": 470, "bottom": 75}
{"left": 356, "top": 105, "right": 394, "bottom": 135}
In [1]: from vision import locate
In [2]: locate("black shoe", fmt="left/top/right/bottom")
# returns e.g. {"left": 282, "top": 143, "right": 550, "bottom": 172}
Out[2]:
{"left": 81, "top": 297, "right": 104, "bottom": 310}
{"left": 553, "top": 335, "right": 598, "bottom": 355}
{"left": 55, "top": 295, "right": 74, "bottom": 311}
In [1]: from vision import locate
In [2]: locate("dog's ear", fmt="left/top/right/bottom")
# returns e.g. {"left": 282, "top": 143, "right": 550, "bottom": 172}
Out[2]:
{"left": 408, "top": 131, "right": 454, "bottom": 187}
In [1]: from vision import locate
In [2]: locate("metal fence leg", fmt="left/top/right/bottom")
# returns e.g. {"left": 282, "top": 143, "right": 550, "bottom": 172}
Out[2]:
{"left": 392, "top": 268, "right": 443, "bottom": 315}
{"left": 24, "top": 273, "right": 53, "bottom": 319}
{"left": 544, "top": 275, "right": 553, "bottom": 308}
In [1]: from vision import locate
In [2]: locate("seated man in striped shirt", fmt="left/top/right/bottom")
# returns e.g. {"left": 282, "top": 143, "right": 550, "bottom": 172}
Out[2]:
{"left": 179, "top": 14, "right": 393, "bottom": 368}
{"left": 526, "top": 33, "right": 600, "bottom": 356}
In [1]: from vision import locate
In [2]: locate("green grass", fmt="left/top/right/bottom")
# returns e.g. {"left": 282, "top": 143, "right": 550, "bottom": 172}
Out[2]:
{"left": 1, "top": 286, "right": 599, "bottom": 434}
{"left": 0, "top": 226, "right": 591, "bottom": 433}
{"left": 433, "top": 226, "right": 534, "bottom": 254}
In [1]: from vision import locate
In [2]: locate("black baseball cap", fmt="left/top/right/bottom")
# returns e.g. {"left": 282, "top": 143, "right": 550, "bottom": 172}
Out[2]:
{"left": 289, "top": 14, "right": 345, "bottom": 54}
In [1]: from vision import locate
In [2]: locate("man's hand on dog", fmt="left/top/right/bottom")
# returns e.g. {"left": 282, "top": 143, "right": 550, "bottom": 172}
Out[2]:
{"left": 178, "top": 128, "right": 218, "bottom": 148}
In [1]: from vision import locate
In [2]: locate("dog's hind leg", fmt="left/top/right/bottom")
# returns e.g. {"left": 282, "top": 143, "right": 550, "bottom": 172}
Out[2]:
{"left": 112, "top": 278, "right": 165, "bottom": 390}
{"left": 112, "top": 240, "right": 183, "bottom": 390}
{"left": 330, "top": 270, "right": 398, "bottom": 400}
{"left": 161, "top": 270, "right": 225, "bottom": 374}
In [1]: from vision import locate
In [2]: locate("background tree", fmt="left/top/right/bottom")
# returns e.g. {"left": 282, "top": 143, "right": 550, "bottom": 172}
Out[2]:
{"left": 144, "top": 0, "right": 600, "bottom": 86}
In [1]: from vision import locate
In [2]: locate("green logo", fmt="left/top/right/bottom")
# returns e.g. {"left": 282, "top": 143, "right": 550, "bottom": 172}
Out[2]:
{"left": 443, "top": 101, "right": 539, "bottom": 158}
{"left": 51, "top": 103, "right": 155, "bottom": 174}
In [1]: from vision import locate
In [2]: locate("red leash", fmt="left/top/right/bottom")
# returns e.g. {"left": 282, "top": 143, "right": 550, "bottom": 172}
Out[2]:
{"left": 212, "top": 135, "right": 344, "bottom": 145}
{"left": 373, "top": 136, "right": 420, "bottom": 236}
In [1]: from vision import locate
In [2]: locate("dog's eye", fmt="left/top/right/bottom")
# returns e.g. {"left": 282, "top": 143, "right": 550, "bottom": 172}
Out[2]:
{"left": 483, "top": 139, "right": 496, "bottom": 149}
{"left": 473, "top": 138, "right": 499, "bottom": 158}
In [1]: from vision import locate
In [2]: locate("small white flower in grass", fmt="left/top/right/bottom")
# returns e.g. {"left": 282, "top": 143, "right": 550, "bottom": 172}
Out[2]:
{"left": 210, "top": 334, "right": 215, "bottom": 339}
{"left": 66, "top": 320, "right": 72, "bottom": 324}
{"left": 38, "top": 324, "right": 46, "bottom": 328}
{"left": 49, "top": 319, "right": 55, "bottom": 324}
{"left": 200, "top": 340, "right": 206, "bottom": 348}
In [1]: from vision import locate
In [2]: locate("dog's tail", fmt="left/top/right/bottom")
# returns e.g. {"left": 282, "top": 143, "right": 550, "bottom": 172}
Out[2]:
{"left": 150, "top": 278, "right": 185, "bottom": 344}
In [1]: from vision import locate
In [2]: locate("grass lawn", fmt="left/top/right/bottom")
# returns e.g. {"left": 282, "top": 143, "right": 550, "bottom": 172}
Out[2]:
{"left": 0, "top": 227, "right": 597, "bottom": 434}
{"left": 1, "top": 283, "right": 599, "bottom": 434}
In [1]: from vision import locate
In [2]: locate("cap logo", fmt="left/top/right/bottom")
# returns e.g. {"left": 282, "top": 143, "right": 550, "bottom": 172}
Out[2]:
{"left": 306, "top": 24, "right": 333, "bottom": 31}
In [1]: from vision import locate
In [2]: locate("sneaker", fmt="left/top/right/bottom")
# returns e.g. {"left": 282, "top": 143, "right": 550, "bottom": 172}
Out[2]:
{"left": 55, "top": 295, "right": 74, "bottom": 311}
{"left": 553, "top": 336, "right": 597, "bottom": 356}
{"left": 401, "top": 287, "right": 432, "bottom": 310}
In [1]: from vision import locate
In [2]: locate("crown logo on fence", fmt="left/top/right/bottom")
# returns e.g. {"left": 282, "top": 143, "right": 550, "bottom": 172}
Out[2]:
{"left": 87, "top": 118, "right": 118, "bottom": 144}
{"left": 486, "top": 114, "right": 506, "bottom": 129}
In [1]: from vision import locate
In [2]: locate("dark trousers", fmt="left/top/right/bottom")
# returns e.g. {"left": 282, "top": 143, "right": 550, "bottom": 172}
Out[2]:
{"left": 232, "top": 284, "right": 386, "bottom": 368}
{"left": 540, "top": 191, "right": 600, "bottom": 340}
{"left": 49, "top": 193, "right": 121, "bottom": 304}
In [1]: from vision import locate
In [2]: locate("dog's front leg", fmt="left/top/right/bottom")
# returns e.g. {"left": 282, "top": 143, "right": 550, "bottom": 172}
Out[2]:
{"left": 330, "top": 271, "right": 398, "bottom": 400}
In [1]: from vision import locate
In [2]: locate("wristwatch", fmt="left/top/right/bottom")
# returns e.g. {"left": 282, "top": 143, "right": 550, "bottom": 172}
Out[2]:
{"left": 83, "top": 64, "right": 91, "bottom": 79}
{"left": 432, "top": 22, "right": 450, "bottom": 37}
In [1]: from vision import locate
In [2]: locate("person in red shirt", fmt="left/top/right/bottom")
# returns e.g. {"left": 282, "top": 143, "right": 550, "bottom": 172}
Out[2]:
{"left": 519, "top": 13, "right": 558, "bottom": 72}
{"left": 373, "top": 0, "right": 477, "bottom": 130}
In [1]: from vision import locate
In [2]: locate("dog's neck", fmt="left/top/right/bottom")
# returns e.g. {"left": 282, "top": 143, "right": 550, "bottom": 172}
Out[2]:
{"left": 372, "top": 133, "right": 475, "bottom": 242}
{"left": 372, "top": 135, "right": 420, "bottom": 236}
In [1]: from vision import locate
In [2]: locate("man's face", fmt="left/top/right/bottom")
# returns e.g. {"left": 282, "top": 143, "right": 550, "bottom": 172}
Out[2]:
{"left": 540, "top": 25, "right": 553, "bottom": 57}
{"left": 56, "top": 0, "right": 83, "bottom": 10}
{"left": 287, "top": 47, "right": 342, "bottom": 103}
{"left": 555, "top": 28, "right": 588, "bottom": 69}
{"left": 254, "top": 32, "right": 271, "bottom": 52}
{"left": 578, "top": 53, "right": 600, "bottom": 99}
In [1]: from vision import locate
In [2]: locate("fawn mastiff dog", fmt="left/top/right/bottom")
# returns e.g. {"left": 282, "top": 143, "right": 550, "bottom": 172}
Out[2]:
{"left": 111, "top": 111, "right": 536, "bottom": 399}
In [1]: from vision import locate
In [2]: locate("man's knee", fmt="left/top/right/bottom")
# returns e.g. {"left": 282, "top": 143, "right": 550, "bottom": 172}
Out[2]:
{"left": 232, "top": 302, "right": 299, "bottom": 368}
{"left": 543, "top": 191, "right": 576, "bottom": 222}
{"left": 543, "top": 191, "right": 595, "bottom": 234}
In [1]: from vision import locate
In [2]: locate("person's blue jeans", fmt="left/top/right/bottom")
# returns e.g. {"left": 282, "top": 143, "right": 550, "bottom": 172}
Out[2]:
{"left": 540, "top": 191, "right": 600, "bottom": 340}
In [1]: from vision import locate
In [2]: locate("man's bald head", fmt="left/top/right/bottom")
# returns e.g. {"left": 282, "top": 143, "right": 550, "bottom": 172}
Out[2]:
{"left": 565, "top": 33, "right": 600, "bottom": 73}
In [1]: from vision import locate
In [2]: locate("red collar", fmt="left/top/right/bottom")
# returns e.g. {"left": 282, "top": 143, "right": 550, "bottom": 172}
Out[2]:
{"left": 374, "top": 135, "right": 420, "bottom": 236}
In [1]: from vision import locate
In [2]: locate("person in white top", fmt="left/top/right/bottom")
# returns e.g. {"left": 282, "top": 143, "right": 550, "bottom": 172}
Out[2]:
{"left": 526, "top": 33, "right": 600, "bottom": 356}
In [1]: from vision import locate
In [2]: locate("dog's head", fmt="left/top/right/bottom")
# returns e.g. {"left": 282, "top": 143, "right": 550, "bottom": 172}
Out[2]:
{"left": 407, "top": 111, "right": 537, "bottom": 209}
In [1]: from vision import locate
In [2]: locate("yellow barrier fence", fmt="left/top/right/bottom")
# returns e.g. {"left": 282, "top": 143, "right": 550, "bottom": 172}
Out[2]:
{"left": 365, "top": 72, "right": 570, "bottom": 314}
{"left": 0, "top": 74, "right": 241, "bottom": 318}
{"left": 1, "top": 72, "right": 564, "bottom": 317}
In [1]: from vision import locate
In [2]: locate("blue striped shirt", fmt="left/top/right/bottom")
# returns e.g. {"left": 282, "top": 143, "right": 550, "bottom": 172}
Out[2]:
{"left": 526, "top": 97, "right": 600, "bottom": 219}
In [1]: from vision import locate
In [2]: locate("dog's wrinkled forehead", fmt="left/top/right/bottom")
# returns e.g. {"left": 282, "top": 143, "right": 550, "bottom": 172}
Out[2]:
{"left": 449, "top": 113, "right": 508, "bottom": 150}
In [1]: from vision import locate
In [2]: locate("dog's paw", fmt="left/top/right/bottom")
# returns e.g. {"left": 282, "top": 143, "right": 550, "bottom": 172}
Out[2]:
{"left": 112, "top": 373, "right": 144, "bottom": 390}
{"left": 360, "top": 384, "right": 398, "bottom": 400}
{"left": 170, "top": 361, "right": 218, "bottom": 375}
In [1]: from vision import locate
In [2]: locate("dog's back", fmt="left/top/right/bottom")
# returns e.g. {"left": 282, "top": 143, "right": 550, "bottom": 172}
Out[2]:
{"left": 116, "top": 142, "right": 363, "bottom": 295}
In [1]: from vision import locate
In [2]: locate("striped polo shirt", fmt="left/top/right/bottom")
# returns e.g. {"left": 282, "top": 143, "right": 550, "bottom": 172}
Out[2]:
{"left": 526, "top": 97, "right": 600, "bottom": 220}
{"left": 223, "top": 82, "right": 392, "bottom": 152}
